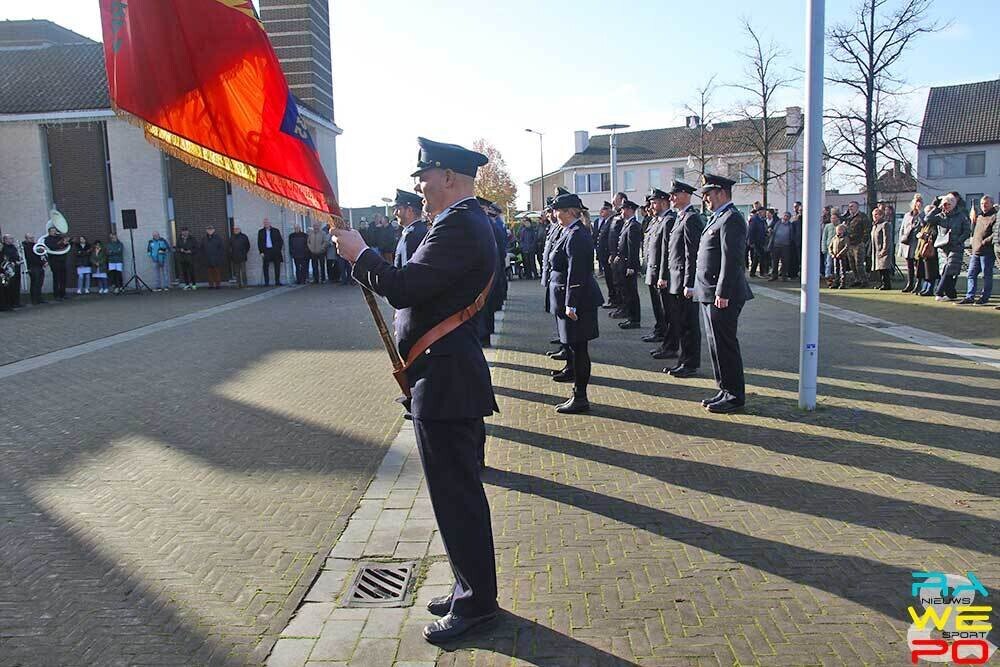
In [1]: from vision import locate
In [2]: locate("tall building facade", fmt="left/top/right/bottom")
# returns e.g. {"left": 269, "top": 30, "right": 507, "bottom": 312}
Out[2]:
{"left": 259, "top": 0, "right": 335, "bottom": 122}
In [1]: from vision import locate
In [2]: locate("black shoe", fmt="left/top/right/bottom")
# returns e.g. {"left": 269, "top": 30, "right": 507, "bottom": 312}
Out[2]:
{"left": 551, "top": 369, "right": 575, "bottom": 383}
{"left": 618, "top": 320, "right": 640, "bottom": 329}
{"left": 976, "top": 298, "right": 990, "bottom": 305}
{"left": 701, "top": 391, "right": 726, "bottom": 407}
{"left": 427, "top": 594, "right": 452, "bottom": 617}
{"left": 650, "top": 348, "right": 678, "bottom": 360}
{"left": 609, "top": 310, "right": 627, "bottom": 319}
{"left": 550, "top": 338, "right": 561, "bottom": 344}
{"left": 600, "top": 302, "right": 615, "bottom": 309}
{"left": 423, "top": 611, "right": 498, "bottom": 643}
{"left": 956, "top": 297, "right": 975, "bottom": 305}
{"left": 556, "top": 394, "right": 590, "bottom": 414}
{"left": 548, "top": 350, "right": 569, "bottom": 361}
{"left": 707, "top": 398, "right": 745, "bottom": 414}
{"left": 767, "top": 277, "right": 777, "bottom": 282}
{"left": 640, "top": 334, "right": 664, "bottom": 343}
{"left": 668, "top": 365, "right": 698, "bottom": 378}
{"left": 550, "top": 367, "right": 569, "bottom": 376}
{"left": 901, "top": 283, "right": 914, "bottom": 293}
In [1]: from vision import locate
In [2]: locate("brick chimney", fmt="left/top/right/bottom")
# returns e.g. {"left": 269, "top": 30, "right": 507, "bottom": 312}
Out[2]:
{"left": 259, "top": 0, "right": 335, "bottom": 121}
{"left": 574, "top": 130, "right": 589, "bottom": 154}
{"left": 785, "top": 106, "right": 802, "bottom": 135}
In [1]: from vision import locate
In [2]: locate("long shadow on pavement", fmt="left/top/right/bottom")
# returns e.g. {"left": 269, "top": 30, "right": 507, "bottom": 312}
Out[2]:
{"left": 491, "top": 382, "right": 1000, "bottom": 499}
{"left": 487, "top": 423, "right": 999, "bottom": 558}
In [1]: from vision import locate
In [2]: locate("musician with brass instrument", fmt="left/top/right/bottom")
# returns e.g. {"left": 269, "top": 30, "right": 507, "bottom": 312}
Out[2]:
{"left": 40, "top": 214, "right": 71, "bottom": 300}
{"left": 22, "top": 234, "right": 47, "bottom": 305}
{"left": 0, "top": 234, "right": 21, "bottom": 311}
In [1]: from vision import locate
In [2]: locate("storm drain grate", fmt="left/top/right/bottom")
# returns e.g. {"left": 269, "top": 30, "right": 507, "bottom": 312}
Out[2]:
{"left": 343, "top": 561, "right": 416, "bottom": 608}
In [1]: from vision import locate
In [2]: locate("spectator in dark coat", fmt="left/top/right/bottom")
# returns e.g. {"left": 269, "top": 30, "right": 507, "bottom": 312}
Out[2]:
{"left": 257, "top": 219, "right": 284, "bottom": 286}
{"left": 518, "top": 221, "right": 539, "bottom": 279}
{"left": 288, "top": 224, "right": 310, "bottom": 284}
{"left": 746, "top": 208, "right": 768, "bottom": 277}
{"left": 230, "top": 225, "right": 251, "bottom": 288}
{"left": 927, "top": 193, "right": 972, "bottom": 301}
{"left": 202, "top": 226, "right": 226, "bottom": 289}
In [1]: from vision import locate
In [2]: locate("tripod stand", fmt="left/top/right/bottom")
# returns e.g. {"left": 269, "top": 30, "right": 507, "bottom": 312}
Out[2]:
{"left": 121, "top": 227, "right": 152, "bottom": 293}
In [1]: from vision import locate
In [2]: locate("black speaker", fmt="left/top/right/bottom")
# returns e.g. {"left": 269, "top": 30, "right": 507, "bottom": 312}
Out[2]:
{"left": 121, "top": 209, "right": 138, "bottom": 230}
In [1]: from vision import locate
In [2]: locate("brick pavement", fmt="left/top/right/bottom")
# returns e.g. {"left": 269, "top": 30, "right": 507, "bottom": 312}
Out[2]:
{"left": 0, "top": 284, "right": 403, "bottom": 666}
{"left": 0, "top": 286, "right": 279, "bottom": 366}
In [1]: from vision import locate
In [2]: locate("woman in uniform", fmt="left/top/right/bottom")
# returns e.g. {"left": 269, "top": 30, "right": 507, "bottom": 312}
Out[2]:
{"left": 548, "top": 192, "right": 603, "bottom": 414}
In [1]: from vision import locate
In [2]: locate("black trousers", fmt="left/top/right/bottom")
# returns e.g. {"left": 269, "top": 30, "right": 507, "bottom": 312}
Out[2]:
{"left": 49, "top": 261, "right": 67, "bottom": 299}
{"left": 0, "top": 272, "right": 19, "bottom": 309}
{"left": 771, "top": 246, "right": 793, "bottom": 278}
{"left": 27, "top": 267, "right": 44, "bottom": 304}
{"left": 648, "top": 284, "right": 665, "bottom": 335}
{"left": 291, "top": 257, "right": 308, "bottom": 284}
{"left": 701, "top": 301, "right": 745, "bottom": 402}
{"left": 522, "top": 252, "right": 537, "bottom": 279}
{"left": 622, "top": 271, "right": 640, "bottom": 323}
{"left": 749, "top": 244, "right": 767, "bottom": 275}
{"left": 569, "top": 340, "right": 591, "bottom": 394}
{"left": 903, "top": 258, "right": 916, "bottom": 287}
{"left": 310, "top": 253, "right": 326, "bottom": 283}
{"left": 262, "top": 254, "right": 282, "bottom": 285}
{"left": 178, "top": 259, "right": 195, "bottom": 285}
{"left": 668, "top": 293, "right": 701, "bottom": 368}
{"left": 412, "top": 417, "right": 497, "bottom": 617}
{"left": 604, "top": 260, "right": 617, "bottom": 304}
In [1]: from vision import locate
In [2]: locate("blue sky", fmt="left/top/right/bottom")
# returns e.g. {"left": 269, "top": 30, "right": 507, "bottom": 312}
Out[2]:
{"left": 7, "top": 0, "right": 999, "bottom": 207}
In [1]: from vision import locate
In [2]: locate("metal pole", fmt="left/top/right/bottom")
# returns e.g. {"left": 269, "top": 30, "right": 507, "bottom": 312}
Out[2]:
{"left": 798, "top": 0, "right": 825, "bottom": 410}
{"left": 610, "top": 131, "right": 618, "bottom": 197}
{"left": 539, "top": 134, "right": 544, "bottom": 206}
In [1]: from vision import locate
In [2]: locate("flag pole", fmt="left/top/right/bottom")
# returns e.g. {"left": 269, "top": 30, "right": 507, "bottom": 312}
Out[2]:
{"left": 798, "top": 0, "right": 825, "bottom": 410}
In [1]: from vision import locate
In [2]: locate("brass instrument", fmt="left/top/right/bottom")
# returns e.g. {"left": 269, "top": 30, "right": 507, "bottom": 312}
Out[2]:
{"left": 32, "top": 209, "right": 71, "bottom": 258}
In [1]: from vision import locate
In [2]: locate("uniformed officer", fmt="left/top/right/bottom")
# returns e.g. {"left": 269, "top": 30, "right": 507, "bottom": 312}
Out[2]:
{"left": 660, "top": 180, "right": 704, "bottom": 377}
{"left": 478, "top": 196, "right": 506, "bottom": 347}
{"left": 393, "top": 189, "right": 428, "bottom": 268}
{"left": 605, "top": 192, "right": 627, "bottom": 313}
{"left": 548, "top": 191, "right": 603, "bottom": 413}
{"left": 694, "top": 174, "right": 754, "bottom": 412}
{"left": 594, "top": 200, "right": 614, "bottom": 284}
{"left": 615, "top": 199, "right": 643, "bottom": 329}
{"left": 331, "top": 137, "right": 499, "bottom": 642}
{"left": 643, "top": 189, "right": 677, "bottom": 355}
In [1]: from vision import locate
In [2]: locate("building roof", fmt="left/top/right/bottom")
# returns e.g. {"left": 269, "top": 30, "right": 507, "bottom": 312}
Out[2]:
{"left": 0, "top": 42, "right": 109, "bottom": 114}
{"left": 874, "top": 163, "right": 918, "bottom": 194}
{"left": 0, "top": 19, "right": 96, "bottom": 48}
{"left": 561, "top": 115, "right": 801, "bottom": 169}
{"left": 918, "top": 78, "right": 1000, "bottom": 148}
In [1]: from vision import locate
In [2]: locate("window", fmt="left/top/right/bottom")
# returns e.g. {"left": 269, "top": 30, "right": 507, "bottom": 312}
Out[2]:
{"left": 577, "top": 172, "right": 611, "bottom": 193}
{"left": 928, "top": 152, "right": 986, "bottom": 178}
{"left": 648, "top": 168, "right": 662, "bottom": 190}
{"left": 967, "top": 193, "right": 984, "bottom": 215}
{"left": 728, "top": 161, "right": 760, "bottom": 184}
{"left": 673, "top": 167, "right": 685, "bottom": 180}
{"left": 623, "top": 170, "right": 635, "bottom": 192}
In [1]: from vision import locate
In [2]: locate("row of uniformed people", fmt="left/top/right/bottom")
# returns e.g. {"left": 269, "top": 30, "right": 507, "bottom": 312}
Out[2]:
{"left": 542, "top": 175, "right": 754, "bottom": 415}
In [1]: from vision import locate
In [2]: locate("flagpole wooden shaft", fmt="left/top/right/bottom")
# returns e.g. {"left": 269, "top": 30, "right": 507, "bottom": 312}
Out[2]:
{"left": 360, "top": 286, "right": 404, "bottom": 371}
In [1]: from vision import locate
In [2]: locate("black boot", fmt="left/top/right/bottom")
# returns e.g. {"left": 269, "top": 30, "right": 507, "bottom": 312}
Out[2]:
{"left": 551, "top": 369, "right": 575, "bottom": 383}
{"left": 556, "top": 388, "right": 590, "bottom": 414}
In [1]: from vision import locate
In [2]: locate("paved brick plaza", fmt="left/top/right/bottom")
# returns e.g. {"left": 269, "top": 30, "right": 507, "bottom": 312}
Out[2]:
{"left": 1, "top": 280, "right": 997, "bottom": 666}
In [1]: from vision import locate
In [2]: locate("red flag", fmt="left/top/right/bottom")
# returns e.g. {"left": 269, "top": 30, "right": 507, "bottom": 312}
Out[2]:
{"left": 99, "top": 0, "right": 342, "bottom": 223}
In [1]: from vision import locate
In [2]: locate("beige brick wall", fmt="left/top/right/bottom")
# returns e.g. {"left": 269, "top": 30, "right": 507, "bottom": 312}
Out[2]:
{"left": 106, "top": 119, "right": 169, "bottom": 284}
{"left": 0, "top": 122, "right": 51, "bottom": 244}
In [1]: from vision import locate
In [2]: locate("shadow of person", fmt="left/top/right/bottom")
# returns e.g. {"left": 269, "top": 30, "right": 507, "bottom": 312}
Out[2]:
{"left": 435, "top": 609, "right": 639, "bottom": 667}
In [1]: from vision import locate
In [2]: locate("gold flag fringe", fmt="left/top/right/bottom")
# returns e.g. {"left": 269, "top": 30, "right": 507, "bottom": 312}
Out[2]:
{"left": 111, "top": 105, "right": 348, "bottom": 230}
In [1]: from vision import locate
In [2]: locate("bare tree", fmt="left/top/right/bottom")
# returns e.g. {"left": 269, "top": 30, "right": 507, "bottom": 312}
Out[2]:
{"left": 825, "top": 0, "right": 944, "bottom": 213}
{"left": 728, "top": 20, "right": 797, "bottom": 211}
{"left": 684, "top": 76, "right": 722, "bottom": 211}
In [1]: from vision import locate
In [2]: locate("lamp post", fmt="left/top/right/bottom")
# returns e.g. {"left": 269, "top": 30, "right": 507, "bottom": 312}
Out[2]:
{"left": 598, "top": 123, "right": 630, "bottom": 199}
{"left": 525, "top": 129, "right": 544, "bottom": 207}
{"left": 380, "top": 197, "right": 393, "bottom": 219}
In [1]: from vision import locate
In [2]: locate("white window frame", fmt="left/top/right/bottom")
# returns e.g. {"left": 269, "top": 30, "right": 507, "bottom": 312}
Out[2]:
{"left": 623, "top": 170, "right": 636, "bottom": 192}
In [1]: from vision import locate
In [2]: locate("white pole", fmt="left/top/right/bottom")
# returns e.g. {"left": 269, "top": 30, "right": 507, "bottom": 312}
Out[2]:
{"left": 799, "top": 0, "right": 825, "bottom": 410}
{"left": 609, "top": 131, "right": 618, "bottom": 197}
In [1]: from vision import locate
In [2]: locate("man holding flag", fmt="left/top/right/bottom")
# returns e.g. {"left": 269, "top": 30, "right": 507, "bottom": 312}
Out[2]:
{"left": 331, "top": 138, "right": 500, "bottom": 642}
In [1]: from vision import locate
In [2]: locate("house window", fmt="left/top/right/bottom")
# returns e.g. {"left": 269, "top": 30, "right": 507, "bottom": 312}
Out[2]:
{"left": 648, "top": 168, "right": 662, "bottom": 190}
{"left": 623, "top": 170, "right": 636, "bottom": 192}
{"left": 577, "top": 172, "right": 611, "bottom": 193}
{"left": 928, "top": 152, "right": 986, "bottom": 178}
{"left": 729, "top": 161, "right": 760, "bottom": 184}
{"left": 673, "top": 167, "right": 685, "bottom": 180}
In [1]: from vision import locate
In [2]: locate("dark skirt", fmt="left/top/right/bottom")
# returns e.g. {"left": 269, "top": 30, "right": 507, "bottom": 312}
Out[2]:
{"left": 556, "top": 306, "right": 599, "bottom": 344}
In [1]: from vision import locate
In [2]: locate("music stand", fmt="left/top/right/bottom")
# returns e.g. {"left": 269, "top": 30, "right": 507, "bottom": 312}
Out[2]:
{"left": 120, "top": 209, "right": 152, "bottom": 293}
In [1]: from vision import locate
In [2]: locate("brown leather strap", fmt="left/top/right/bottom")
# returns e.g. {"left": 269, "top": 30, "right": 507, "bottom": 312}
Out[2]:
{"left": 392, "top": 274, "right": 495, "bottom": 398}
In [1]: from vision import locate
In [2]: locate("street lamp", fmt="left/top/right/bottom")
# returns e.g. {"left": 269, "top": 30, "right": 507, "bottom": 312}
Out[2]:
{"left": 598, "top": 123, "right": 630, "bottom": 199}
{"left": 380, "top": 197, "right": 393, "bottom": 219}
{"left": 525, "top": 129, "right": 544, "bottom": 208}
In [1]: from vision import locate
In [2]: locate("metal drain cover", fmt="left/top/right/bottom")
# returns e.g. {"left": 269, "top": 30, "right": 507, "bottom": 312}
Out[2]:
{"left": 344, "top": 561, "right": 416, "bottom": 608}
